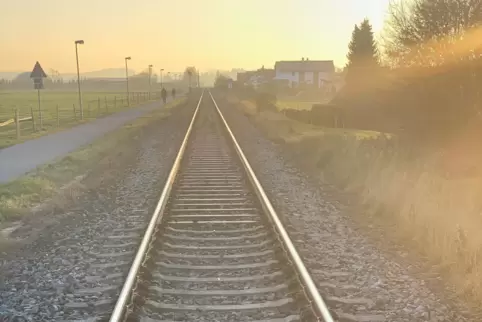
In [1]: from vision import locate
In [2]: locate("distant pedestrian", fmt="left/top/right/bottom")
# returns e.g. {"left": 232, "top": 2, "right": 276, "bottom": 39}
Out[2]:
{"left": 172, "top": 88, "right": 176, "bottom": 99}
{"left": 161, "top": 88, "right": 167, "bottom": 104}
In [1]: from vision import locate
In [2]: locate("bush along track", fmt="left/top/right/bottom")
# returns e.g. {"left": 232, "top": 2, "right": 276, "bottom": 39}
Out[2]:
{"left": 214, "top": 91, "right": 480, "bottom": 321}
{"left": 244, "top": 94, "right": 482, "bottom": 313}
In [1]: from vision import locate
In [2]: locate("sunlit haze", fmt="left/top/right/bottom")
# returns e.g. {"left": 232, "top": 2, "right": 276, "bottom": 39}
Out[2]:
{"left": 1, "top": 0, "right": 389, "bottom": 73}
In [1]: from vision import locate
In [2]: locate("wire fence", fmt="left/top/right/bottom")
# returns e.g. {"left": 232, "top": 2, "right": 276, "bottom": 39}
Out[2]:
{"left": 0, "top": 91, "right": 164, "bottom": 148}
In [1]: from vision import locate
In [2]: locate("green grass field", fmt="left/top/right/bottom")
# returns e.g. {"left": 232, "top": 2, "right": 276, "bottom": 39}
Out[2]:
{"left": 0, "top": 90, "right": 155, "bottom": 148}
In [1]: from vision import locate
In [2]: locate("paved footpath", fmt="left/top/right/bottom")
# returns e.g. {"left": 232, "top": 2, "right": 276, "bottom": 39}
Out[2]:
{"left": 0, "top": 99, "right": 171, "bottom": 184}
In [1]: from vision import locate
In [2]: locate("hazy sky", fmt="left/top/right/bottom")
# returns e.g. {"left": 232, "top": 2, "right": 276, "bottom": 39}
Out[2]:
{"left": 1, "top": 0, "right": 390, "bottom": 74}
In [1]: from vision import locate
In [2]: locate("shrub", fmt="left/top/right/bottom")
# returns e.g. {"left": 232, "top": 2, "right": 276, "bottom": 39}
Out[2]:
{"left": 255, "top": 92, "right": 277, "bottom": 112}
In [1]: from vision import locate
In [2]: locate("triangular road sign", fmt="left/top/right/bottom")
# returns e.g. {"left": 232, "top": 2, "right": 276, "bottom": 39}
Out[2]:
{"left": 30, "top": 61, "right": 47, "bottom": 78}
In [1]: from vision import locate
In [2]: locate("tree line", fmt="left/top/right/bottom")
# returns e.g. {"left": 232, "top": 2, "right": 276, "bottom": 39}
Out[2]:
{"left": 334, "top": 0, "right": 482, "bottom": 146}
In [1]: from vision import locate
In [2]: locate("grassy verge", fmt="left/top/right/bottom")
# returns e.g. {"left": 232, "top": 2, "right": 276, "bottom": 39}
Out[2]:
{"left": 235, "top": 96, "right": 482, "bottom": 306}
{"left": 0, "top": 97, "right": 186, "bottom": 222}
{"left": 0, "top": 91, "right": 155, "bottom": 148}
{"left": 275, "top": 97, "right": 333, "bottom": 111}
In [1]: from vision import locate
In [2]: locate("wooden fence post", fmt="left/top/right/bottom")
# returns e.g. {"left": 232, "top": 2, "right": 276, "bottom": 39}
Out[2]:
{"left": 97, "top": 98, "right": 101, "bottom": 115}
{"left": 30, "top": 105, "right": 36, "bottom": 132}
{"left": 73, "top": 104, "right": 77, "bottom": 120}
{"left": 15, "top": 108, "right": 20, "bottom": 140}
{"left": 57, "top": 105, "right": 60, "bottom": 127}
{"left": 105, "top": 96, "right": 108, "bottom": 112}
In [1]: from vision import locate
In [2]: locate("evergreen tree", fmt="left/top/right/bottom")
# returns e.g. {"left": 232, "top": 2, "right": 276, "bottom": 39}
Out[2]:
{"left": 346, "top": 24, "right": 360, "bottom": 70}
{"left": 358, "top": 19, "right": 380, "bottom": 67}
{"left": 345, "top": 19, "right": 380, "bottom": 88}
{"left": 345, "top": 24, "right": 361, "bottom": 86}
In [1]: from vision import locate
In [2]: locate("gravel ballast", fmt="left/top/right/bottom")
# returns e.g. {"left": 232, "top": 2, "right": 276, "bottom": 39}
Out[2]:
{"left": 215, "top": 94, "right": 479, "bottom": 322}
{"left": 0, "top": 100, "right": 197, "bottom": 321}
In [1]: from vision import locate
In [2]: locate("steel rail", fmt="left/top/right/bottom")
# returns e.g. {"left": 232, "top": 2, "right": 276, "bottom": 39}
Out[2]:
{"left": 109, "top": 90, "right": 205, "bottom": 322}
{"left": 209, "top": 91, "right": 335, "bottom": 322}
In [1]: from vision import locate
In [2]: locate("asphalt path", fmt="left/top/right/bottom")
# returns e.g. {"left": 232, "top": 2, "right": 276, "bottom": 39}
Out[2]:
{"left": 0, "top": 99, "right": 170, "bottom": 184}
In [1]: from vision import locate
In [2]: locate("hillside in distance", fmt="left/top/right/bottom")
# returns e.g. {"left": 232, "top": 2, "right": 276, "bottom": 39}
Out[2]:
{"left": 0, "top": 68, "right": 136, "bottom": 81}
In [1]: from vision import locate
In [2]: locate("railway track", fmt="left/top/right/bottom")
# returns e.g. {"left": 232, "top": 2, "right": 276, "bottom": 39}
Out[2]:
{"left": 107, "top": 91, "right": 335, "bottom": 322}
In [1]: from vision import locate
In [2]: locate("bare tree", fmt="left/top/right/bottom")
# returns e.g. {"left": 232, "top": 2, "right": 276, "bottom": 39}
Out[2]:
{"left": 366, "top": 0, "right": 482, "bottom": 144}
{"left": 383, "top": 0, "right": 482, "bottom": 67}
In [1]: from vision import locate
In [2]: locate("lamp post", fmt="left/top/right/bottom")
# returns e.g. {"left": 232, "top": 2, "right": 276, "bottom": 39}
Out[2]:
{"left": 148, "top": 64, "right": 153, "bottom": 100}
{"left": 160, "top": 69, "right": 164, "bottom": 88}
{"left": 188, "top": 70, "right": 192, "bottom": 93}
{"left": 125, "top": 57, "right": 131, "bottom": 106}
{"left": 75, "top": 40, "right": 84, "bottom": 119}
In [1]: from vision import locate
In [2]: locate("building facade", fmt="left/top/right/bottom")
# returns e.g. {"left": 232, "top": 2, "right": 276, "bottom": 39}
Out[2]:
{"left": 274, "top": 59, "right": 335, "bottom": 89}
{"left": 237, "top": 66, "right": 275, "bottom": 88}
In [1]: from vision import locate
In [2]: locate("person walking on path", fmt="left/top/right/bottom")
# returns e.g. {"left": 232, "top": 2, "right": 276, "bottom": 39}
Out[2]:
{"left": 161, "top": 88, "right": 167, "bottom": 104}
{"left": 172, "top": 88, "right": 176, "bottom": 99}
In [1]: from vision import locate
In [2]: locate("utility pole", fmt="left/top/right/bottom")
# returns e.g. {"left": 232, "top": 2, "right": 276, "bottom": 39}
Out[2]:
{"left": 188, "top": 70, "right": 192, "bottom": 93}
{"left": 75, "top": 40, "right": 84, "bottom": 119}
{"left": 125, "top": 57, "right": 132, "bottom": 106}
{"left": 160, "top": 69, "right": 164, "bottom": 88}
{"left": 148, "top": 64, "right": 153, "bottom": 100}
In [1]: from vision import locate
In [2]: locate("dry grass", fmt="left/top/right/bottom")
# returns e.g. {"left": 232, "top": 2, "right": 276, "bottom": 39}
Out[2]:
{"left": 0, "top": 97, "right": 186, "bottom": 222}
{"left": 315, "top": 135, "right": 482, "bottom": 301}
{"left": 238, "top": 97, "right": 482, "bottom": 304}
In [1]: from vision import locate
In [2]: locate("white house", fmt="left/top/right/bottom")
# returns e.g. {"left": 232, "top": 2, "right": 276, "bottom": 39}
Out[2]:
{"left": 274, "top": 58, "right": 335, "bottom": 89}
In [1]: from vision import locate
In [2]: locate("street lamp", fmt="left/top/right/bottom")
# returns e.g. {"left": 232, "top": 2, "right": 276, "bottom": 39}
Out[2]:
{"left": 160, "top": 69, "right": 164, "bottom": 88}
{"left": 148, "top": 64, "right": 153, "bottom": 100}
{"left": 75, "top": 40, "right": 84, "bottom": 119}
{"left": 125, "top": 57, "right": 131, "bottom": 106}
{"left": 187, "top": 70, "right": 192, "bottom": 93}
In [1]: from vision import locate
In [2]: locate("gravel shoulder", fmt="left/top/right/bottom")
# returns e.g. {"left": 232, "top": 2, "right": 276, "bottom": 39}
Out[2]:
{"left": 214, "top": 93, "right": 480, "bottom": 322}
{"left": 0, "top": 95, "right": 198, "bottom": 321}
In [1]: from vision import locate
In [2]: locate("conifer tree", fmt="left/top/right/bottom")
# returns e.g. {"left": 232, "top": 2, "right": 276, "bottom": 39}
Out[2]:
{"left": 345, "top": 19, "right": 380, "bottom": 87}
